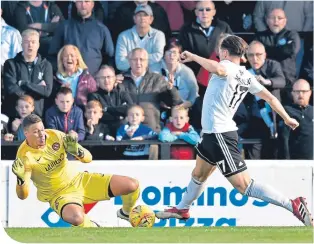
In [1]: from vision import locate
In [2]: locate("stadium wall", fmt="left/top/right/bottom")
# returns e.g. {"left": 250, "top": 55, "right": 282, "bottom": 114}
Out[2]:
{"left": 1, "top": 160, "right": 313, "bottom": 228}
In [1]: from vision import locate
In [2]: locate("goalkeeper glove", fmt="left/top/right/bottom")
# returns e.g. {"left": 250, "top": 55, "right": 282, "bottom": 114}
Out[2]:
{"left": 64, "top": 134, "right": 84, "bottom": 158}
{"left": 12, "top": 158, "right": 26, "bottom": 185}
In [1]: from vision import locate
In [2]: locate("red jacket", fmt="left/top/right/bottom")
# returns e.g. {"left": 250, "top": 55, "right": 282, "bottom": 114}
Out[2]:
{"left": 166, "top": 123, "right": 195, "bottom": 160}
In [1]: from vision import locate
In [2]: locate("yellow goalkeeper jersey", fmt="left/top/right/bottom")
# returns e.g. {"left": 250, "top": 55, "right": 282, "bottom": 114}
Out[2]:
{"left": 16, "top": 129, "right": 80, "bottom": 202}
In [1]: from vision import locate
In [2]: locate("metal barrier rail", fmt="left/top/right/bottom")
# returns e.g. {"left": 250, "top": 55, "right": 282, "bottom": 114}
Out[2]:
{"left": 1, "top": 138, "right": 262, "bottom": 160}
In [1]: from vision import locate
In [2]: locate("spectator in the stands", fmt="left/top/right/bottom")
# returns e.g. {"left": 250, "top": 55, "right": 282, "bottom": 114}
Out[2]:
{"left": 121, "top": 48, "right": 182, "bottom": 132}
{"left": 48, "top": 0, "right": 114, "bottom": 76}
{"left": 110, "top": 1, "right": 171, "bottom": 44}
{"left": 84, "top": 100, "right": 114, "bottom": 141}
{"left": 1, "top": 1, "right": 18, "bottom": 27}
{"left": 98, "top": 1, "right": 126, "bottom": 25}
{"left": 299, "top": 45, "right": 313, "bottom": 87}
{"left": 253, "top": 1, "right": 313, "bottom": 32}
{"left": 55, "top": 1, "right": 105, "bottom": 23}
{"left": 255, "top": 8, "right": 301, "bottom": 104}
{"left": 237, "top": 41, "right": 286, "bottom": 159}
{"left": 215, "top": 1, "right": 256, "bottom": 32}
{"left": 278, "top": 79, "right": 313, "bottom": 159}
{"left": 179, "top": 0, "right": 232, "bottom": 98}
{"left": 115, "top": 4, "right": 166, "bottom": 72}
{"left": 1, "top": 8, "right": 22, "bottom": 69}
{"left": 88, "top": 65, "right": 133, "bottom": 134}
{"left": 116, "top": 105, "right": 158, "bottom": 160}
{"left": 45, "top": 87, "right": 85, "bottom": 141}
{"left": 1, "top": 112, "right": 10, "bottom": 140}
{"left": 50, "top": 44, "right": 97, "bottom": 110}
{"left": 159, "top": 106, "right": 200, "bottom": 160}
{"left": 3, "top": 29, "right": 53, "bottom": 118}
{"left": 14, "top": 1, "right": 64, "bottom": 58}
{"left": 4, "top": 95, "right": 35, "bottom": 142}
{"left": 151, "top": 38, "right": 199, "bottom": 109}
{"left": 156, "top": 1, "right": 196, "bottom": 32}
{"left": 247, "top": 41, "right": 286, "bottom": 101}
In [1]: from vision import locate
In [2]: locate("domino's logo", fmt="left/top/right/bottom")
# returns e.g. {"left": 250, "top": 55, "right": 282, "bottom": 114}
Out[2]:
{"left": 41, "top": 202, "right": 98, "bottom": 227}
{"left": 41, "top": 208, "right": 71, "bottom": 227}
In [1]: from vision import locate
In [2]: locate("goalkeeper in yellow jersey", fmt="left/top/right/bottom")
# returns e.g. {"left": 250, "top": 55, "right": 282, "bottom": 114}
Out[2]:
{"left": 12, "top": 114, "right": 140, "bottom": 227}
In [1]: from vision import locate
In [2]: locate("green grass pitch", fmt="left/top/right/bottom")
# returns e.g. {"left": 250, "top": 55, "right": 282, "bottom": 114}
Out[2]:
{"left": 5, "top": 227, "right": 314, "bottom": 243}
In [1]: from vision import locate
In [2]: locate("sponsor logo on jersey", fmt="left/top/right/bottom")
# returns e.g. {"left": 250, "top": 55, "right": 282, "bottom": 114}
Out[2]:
{"left": 45, "top": 153, "right": 64, "bottom": 172}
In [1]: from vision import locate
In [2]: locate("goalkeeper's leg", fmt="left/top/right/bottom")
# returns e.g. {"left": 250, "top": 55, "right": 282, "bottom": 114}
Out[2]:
{"left": 108, "top": 175, "right": 140, "bottom": 220}
{"left": 61, "top": 204, "right": 98, "bottom": 227}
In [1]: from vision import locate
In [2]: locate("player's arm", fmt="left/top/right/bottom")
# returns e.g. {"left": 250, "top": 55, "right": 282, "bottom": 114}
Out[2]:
{"left": 63, "top": 133, "right": 92, "bottom": 163}
{"left": 12, "top": 157, "right": 32, "bottom": 200}
{"left": 255, "top": 88, "right": 299, "bottom": 130}
{"left": 180, "top": 51, "right": 227, "bottom": 76}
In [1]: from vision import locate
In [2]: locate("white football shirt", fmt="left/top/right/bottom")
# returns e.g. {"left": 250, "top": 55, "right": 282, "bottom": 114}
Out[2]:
{"left": 202, "top": 60, "right": 264, "bottom": 134}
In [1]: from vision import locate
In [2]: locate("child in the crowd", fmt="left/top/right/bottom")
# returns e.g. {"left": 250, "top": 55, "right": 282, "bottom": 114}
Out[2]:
{"left": 1, "top": 113, "right": 9, "bottom": 140}
{"left": 84, "top": 100, "right": 115, "bottom": 141}
{"left": 159, "top": 106, "right": 200, "bottom": 159}
{"left": 4, "top": 95, "right": 35, "bottom": 141}
{"left": 116, "top": 105, "right": 157, "bottom": 159}
{"left": 45, "top": 87, "right": 85, "bottom": 141}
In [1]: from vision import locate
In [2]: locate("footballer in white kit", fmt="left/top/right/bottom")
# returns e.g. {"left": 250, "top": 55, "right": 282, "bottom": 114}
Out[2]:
{"left": 156, "top": 35, "right": 313, "bottom": 227}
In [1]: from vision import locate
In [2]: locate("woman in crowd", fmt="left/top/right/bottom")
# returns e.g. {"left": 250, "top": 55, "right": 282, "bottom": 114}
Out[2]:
{"left": 51, "top": 44, "right": 97, "bottom": 111}
{"left": 151, "top": 39, "right": 199, "bottom": 109}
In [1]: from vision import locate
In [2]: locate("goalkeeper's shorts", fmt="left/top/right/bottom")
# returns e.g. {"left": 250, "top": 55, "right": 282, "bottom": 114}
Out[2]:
{"left": 49, "top": 172, "right": 112, "bottom": 217}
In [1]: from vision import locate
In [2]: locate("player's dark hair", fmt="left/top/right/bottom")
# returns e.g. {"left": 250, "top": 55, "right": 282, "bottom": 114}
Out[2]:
{"left": 22, "top": 114, "right": 42, "bottom": 129}
{"left": 220, "top": 35, "right": 248, "bottom": 57}
{"left": 56, "top": 86, "right": 73, "bottom": 98}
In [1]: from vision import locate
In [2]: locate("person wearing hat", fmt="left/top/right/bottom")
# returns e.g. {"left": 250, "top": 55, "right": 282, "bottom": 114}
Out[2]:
{"left": 115, "top": 4, "right": 166, "bottom": 72}
{"left": 110, "top": 1, "right": 171, "bottom": 44}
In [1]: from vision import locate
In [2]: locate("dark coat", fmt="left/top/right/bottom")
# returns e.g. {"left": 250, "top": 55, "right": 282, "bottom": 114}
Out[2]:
{"left": 178, "top": 19, "right": 233, "bottom": 76}
{"left": 121, "top": 71, "right": 182, "bottom": 132}
{"left": 255, "top": 28, "right": 301, "bottom": 87}
{"left": 3, "top": 52, "right": 53, "bottom": 118}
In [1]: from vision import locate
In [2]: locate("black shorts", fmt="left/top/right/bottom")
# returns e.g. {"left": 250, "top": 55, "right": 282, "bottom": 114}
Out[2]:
{"left": 195, "top": 131, "right": 247, "bottom": 177}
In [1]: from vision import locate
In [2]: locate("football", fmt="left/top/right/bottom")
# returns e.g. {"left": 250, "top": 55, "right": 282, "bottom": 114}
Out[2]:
{"left": 129, "top": 205, "right": 156, "bottom": 227}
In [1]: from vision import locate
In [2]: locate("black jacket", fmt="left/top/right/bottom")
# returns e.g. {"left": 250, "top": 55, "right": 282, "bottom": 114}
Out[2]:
{"left": 3, "top": 52, "right": 53, "bottom": 118}
{"left": 255, "top": 28, "right": 301, "bottom": 87}
{"left": 278, "top": 104, "right": 313, "bottom": 159}
{"left": 179, "top": 19, "right": 233, "bottom": 76}
{"left": 110, "top": 1, "right": 171, "bottom": 44}
{"left": 87, "top": 85, "right": 133, "bottom": 133}
{"left": 14, "top": 1, "right": 64, "bottom": 34}
{"left": 252, "top": 59, "right": 286, "bottom": 101}
{"left": 85, "top": 123, "right": 111, "bottom": 141}
{"left": 48, "top": 16, "right": 114, "bottom": 76}
{"left": 121, "top": 71, "right": 182, "bottom": 132}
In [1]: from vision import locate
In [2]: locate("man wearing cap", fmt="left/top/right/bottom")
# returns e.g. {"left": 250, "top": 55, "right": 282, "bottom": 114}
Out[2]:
{"left": 115, "top": 4, "right": 166, "bottom": 72}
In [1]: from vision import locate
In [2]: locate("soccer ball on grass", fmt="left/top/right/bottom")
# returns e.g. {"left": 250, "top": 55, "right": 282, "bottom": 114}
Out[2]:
{"left": 129, "top": 205, "right": 155, "bottom": 227}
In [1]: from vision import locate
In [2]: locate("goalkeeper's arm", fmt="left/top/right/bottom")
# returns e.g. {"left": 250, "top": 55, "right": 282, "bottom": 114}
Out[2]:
{"left": 12, "top": 158, "right": 32, "bottom": 200}
{"left": 64, "top": 134, "right": 92, "bottom": 163}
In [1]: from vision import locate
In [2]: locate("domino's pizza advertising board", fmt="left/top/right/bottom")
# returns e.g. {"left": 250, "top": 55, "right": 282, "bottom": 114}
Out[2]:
{"left": 6, "top": 160, "right": 314, "bottom": 227}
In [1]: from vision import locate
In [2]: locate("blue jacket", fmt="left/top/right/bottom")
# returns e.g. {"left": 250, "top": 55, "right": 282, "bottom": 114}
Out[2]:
{"left": 45, "top": 104, "right": 85, "bottom": 141}
{"left": 116, "top": 123, "right": 157, "bottom": 156}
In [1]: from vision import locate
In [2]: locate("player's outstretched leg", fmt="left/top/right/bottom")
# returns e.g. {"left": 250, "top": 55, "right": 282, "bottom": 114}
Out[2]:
{"left": 62, "top": 204, "right": 98, "bottom": 227}
{"left": 156, "top": 156, "right": 216, "bottom": 220}
{"left": 108, "top": 175, "right": 140, "bottom": 221}
{"left": 229, "top": 170, "right": 313, "bottom": 226}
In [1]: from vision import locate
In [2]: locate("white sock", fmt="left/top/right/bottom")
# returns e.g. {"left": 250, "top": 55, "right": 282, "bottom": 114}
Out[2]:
{"left": 177, "top": 177, "right": 205, "bottom": 210}
{"left": 245, "top": 179, "right": 293, "bottom": 212}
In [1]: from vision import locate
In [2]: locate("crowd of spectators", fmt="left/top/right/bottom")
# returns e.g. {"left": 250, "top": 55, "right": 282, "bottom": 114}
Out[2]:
{"left": 1, "top": 0, "right": 313, "bottom": 160}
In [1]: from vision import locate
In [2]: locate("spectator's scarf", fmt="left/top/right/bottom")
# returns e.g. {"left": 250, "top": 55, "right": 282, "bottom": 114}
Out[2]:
{"left": 56, "top": 68, "right": 83, "bottom": 97}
